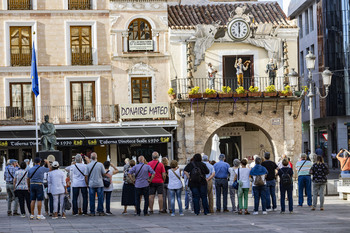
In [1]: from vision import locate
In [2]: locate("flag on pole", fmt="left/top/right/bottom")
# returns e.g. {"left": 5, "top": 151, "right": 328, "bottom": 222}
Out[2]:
{"left": 31, "top": 42, "right": 39, "bottom": 97}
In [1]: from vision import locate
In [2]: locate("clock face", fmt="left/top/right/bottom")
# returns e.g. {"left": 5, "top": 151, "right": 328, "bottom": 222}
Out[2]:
{"left": 228, "top": 19, "right": 250, "bottom": 41}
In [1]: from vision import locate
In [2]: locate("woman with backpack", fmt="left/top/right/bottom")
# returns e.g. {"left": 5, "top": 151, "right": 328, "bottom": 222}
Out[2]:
{"left": 249, "top": 156, "right": 268, "bottom": 215}
{"left": 310, "top": 155, "right": 329, "bottom": 211}
{"left": 184, "top": 154, "right": 210, "bottom": 215}
{"left": 277, "top": 159, "right": 294, "bottom": 214}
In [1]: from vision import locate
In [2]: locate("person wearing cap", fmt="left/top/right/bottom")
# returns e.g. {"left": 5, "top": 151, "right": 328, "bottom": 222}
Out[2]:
{"left": 4, "top": 159, "right": 19, "bottom": 216}
{"left": 27, "top": 157, "right": 51, "bottom": 220}
{"left": 48, "top": 161, "right": 67, "bottom": 219}
{"left": 213, "top": 154, "right": 230, "bottom": 212}
{"left": 202, "top": 154, "right": 215, "bottom": 213}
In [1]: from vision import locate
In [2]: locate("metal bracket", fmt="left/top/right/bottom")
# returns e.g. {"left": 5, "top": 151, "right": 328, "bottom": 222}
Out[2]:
{"left": 214, "top": 100, "right": 221, "bottom": 115}
{"left": 288, "top": 101, "right": 293, "bottom": 115}
{"left": 293, "top": 98, "right": 304, "bottom": 119}
{"left": 244, "top": 98, "right": 249, "bottom": 115}
{"left": 272, "top": 98, "right": 278, "bottom": 114}
{"left": 258, "top": 99, "right": 264, "bottom": 114}
{"left": 229, "top": 98, "right": 238, "bottom": 115}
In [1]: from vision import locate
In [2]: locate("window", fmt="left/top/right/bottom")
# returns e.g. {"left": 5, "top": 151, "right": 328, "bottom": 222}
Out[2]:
{"left": 9, "top": 83, "right": 34, "bottom": 121}
{"left": 305, "top": 10, "right": 309, "bottom": 35}
{"left": 10, "top": 26, "right": 31, "bottom": 66}
{"left": 300, "top": 51, "right": 304, "bottom": 75}
{"left": 68, "top": 0, "right": 91, "bottom": 10}
{"left": 7, "top": 0, "right": 32, "bottom": 10}
{"left": 127, "top": 18, "right": 153, "bottom": 52}
{"left": 299, "top": 15, "right": 303, "bottom": 38}
{"left": 70, "top": 81, "right": 95, "bottom": 121}
{"left": 311, "top": 44, "right": 315, "bottom": 55}
{"left": 309, "top": 6, "right": 314, "bottom": 32}
{"left": 70, "top": 26, "right": 92, "bottom": 65}
{"left": 131, "top": 77, "right": 152, "bottom": 103}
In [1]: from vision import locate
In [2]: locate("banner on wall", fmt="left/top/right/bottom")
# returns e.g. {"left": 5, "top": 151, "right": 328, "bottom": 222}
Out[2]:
{"left": 119, "top": 103, "right": 170, "bottom": 119}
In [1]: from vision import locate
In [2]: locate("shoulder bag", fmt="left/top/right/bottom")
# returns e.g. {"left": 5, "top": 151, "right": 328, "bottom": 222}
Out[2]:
{"left": 232, "top": 168, "right": 240, "bottom": 190}
{"left": 15, "top": 171, "right": 28, "bottom": 189}
{"left": 75, "top": 164, "right": 85, "bottom": 177}
{"left": 342, "top": 157, "right": 349, "bottom": 170}
{"left": 29, "top": 166, "right": 41, "bottom": 179}
{"left": 298, "top": 160, "right": 307, "bottom": 173}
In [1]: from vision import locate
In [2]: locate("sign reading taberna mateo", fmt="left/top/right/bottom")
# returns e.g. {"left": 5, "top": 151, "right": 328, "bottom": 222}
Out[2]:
{"left": 119, "top": 103, "right": 170, "bottom": 120}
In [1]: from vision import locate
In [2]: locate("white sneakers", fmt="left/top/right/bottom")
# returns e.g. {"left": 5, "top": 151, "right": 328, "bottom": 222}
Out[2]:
{"left": 253, "top": 212, "right": 259, "bottom": 215}
{"left": 30, "top": 215, "right": 35, "bottom": 220}
{"left": 262, "top": 211, "right": 267, "bottom": 215}
{"left": 266, "top": 209, "right": 272, "bottom": 212}
{"left": 37, "top": 215, "right": 46, "bottom": 220}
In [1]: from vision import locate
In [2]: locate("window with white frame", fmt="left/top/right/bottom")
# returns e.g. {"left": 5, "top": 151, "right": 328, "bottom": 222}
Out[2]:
{"left": 9, "top": 82, "right": 35, "bottom": 121}
{"left": 131, "top": 77, "right": 152, "bottom": 103}
{"left": 5, "top": 0, "right": 37, "bottom": 10}
{"left": 64, "top": 0, "right": 96, "bottom": 10}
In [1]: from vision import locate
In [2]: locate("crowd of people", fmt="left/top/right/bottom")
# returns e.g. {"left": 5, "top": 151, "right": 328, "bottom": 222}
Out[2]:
{"left": 3, "top": 148, "right": 350, "bottom": 219}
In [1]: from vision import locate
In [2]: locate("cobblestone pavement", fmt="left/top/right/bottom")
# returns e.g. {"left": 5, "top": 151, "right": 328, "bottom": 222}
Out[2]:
{"left": 0, "top": 196, "right": 349, "bottom": 233}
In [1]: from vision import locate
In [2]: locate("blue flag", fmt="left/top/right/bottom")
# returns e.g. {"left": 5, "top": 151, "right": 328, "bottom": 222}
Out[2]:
{"left": 31, "top": 42, "right": 39, "bottom": 97}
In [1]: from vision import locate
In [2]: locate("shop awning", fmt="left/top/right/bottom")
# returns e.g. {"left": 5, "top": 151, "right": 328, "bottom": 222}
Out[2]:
{"left": 0, "top": 127, "right": 172, "bottom": 147}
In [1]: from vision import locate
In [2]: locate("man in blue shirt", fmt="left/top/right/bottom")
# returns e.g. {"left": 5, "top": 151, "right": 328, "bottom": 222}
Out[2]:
{"left": 213, "top": 154, "right": 230, "bottom": 212}
{"left": 202, "top": 154, "right": 215, "bottom": 213}
{"left": 4, "top": 159, "right": 19, "bottom": 216}
{"left": 27, "top": 157, "right": 50, "bottom": 220}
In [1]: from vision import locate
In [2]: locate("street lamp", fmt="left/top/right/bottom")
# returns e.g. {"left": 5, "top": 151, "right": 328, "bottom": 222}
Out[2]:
{"left": 288, "top": 51, "right": 333, "bottom": 162}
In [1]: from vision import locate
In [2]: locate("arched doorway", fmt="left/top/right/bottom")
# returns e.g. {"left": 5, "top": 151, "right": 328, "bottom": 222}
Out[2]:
{"left": 203, "top": 122, "right": 274, "bottom": 165}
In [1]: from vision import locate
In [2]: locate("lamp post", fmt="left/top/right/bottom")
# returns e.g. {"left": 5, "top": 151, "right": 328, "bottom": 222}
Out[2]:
{"left": 288, "top": 51, "right": 333, "bottom": 162}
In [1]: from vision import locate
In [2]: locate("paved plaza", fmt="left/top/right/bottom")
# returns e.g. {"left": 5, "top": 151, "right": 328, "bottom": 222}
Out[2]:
{"left": 0, "top": 196, "right": 349, "bottom": 233}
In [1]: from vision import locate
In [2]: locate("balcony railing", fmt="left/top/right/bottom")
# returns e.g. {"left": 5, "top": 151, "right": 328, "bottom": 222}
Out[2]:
{"left": 68, "top": 0, "right": 92, "bottom": 10}
{"left": 71, "top": 47, "right": 93, "bottom": 66}
{"left": 171, "top": 76, "right": 292, "bottom": 99}
{"left": 11, "top": 48, "right": 32, "bottom": 66}
{"left": 8, "top": 0, "right": 32, "bottom": 10}
{"left": 4, "top": 106, "right": 35, "bottom": 121}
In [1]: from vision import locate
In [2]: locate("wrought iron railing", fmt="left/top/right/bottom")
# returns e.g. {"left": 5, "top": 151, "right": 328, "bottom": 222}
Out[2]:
{"left": 171, "top": 76, "right": 291, "bottom": 99}
{"left": 68, "top": 0, "right": 92, "bottom": 10}
{"left": 71, "top": 47, "right": 93, "bottom": 65}
{"left": 10, "top": 48, "right": 32, "bottom": 66}
{"left": 8, "top": 0, "right": 32, "bottom": 10}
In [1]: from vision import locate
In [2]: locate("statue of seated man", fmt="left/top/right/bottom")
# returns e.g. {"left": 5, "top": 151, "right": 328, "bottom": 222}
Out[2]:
{"left": 40, "top": 115, "right": 57, "bottom": 151}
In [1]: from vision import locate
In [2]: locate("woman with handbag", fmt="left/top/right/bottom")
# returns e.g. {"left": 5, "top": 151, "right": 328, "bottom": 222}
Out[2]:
{"left": 13, "top": 162, "right": 31, "bottom": 217}
{"left": 103, "top": 161, "right": 119, "bottom": 215}
{"left": 48, "top": 161, "right": 67, "bottom": 219}
{"left": 121, "top": 159, "right": 136, "bottom": 214}
{"left": 234, "top": 159, "right": 251, "bottom": 215}
{"left": 228, "top": 159, "right": 240, "bottom": 212}
{"left": 168, "top": 160, "right": 184, "bottom": 216}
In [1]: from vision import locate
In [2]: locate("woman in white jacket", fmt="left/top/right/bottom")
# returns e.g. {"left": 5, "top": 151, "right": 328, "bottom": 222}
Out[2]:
{"left": 48, "top": 161, "right": 67, "bottom": 219}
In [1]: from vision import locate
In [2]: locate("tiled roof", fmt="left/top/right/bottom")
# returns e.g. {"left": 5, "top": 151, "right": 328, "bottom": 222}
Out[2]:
{"left": 168, "top": 2, "right": 294, "bottom": 29}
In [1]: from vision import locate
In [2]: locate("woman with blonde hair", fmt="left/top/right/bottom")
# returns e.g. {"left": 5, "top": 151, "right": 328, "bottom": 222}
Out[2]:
{"left": 168, "top": 160, "right": 184, "bottom": 216}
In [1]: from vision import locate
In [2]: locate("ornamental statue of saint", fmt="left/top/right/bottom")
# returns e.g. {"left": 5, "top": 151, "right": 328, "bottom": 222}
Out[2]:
{"left": 40, "top": 115, "right": 57, "bottom": 151}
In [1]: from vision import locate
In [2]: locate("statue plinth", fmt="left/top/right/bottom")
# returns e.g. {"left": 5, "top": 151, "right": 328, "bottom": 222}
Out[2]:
{"left": 36, "top": 151, "right": 63, "bottom": 166}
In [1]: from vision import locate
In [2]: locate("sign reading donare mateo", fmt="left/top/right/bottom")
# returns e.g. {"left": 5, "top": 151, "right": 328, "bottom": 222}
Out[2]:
{"left": 119, "top": 103, "right": 170, "bottom": 119}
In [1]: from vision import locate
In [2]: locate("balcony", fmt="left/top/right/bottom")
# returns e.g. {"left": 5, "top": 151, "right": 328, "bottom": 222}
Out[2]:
{"left": 68, "top": 0, "right": 92, "bottom": 10}
{"left": 171, "top": 76, "right": 295, "bottom": 99}
{"left": 11, "top": 48, "right": 31, "bottom": 66}
{"left": 71, "top": 47, "right": 93, "bottom": 66}
{"left": 8, "top": 0, "right": 32, "bottom": 10}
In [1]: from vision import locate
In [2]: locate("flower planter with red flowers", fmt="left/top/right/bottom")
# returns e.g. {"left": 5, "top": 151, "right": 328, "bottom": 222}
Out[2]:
{"left": 233, "top": 93, "right": 247, "bottom": 98}
{"left": 278, "top": 92, "right": 292, "bottom": 97}
{"left": 248, "top": 92, "right": 262, "bottom": 97}
{"left": 218, "top": 93, "right": 233, "bottom": 98}
{"left": 188, "top": 94, "right": 203, "bottom": 99}
{"left": 202, "top": 93, "right": 218, "bottom": 99}
{"left": 263, "top": 92, "right": 278, "bottom": 97}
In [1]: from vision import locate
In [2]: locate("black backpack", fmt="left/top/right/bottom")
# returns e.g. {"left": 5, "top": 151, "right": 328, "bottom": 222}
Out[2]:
{"left": 281, "top": 169, "right": 292, "bottom": 187}
{"left": 190, "top": 162, "right": 203, "bottom": 183}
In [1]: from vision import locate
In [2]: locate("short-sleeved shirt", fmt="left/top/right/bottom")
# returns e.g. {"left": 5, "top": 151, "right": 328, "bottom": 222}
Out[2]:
{"left": 14, "top": 169, "right": 29, "bottom": 190}
{"left": 184, "top": 162, "right": 209, "bottom": 187}
{"left": 310, "top": 163, "right": 329, "bottom": 183}
{"left": 129, "top": 163, "right": 155, "bottom": 188}
{"left": 4, "top": 165, "right": 19, "bottom": 183}
{"left": 28, "top": 165, "right": 50, "bottom": 183}
{"left": 204, "top": 162, "right": 214, "bottom": 179}
{"left": 278, "top": 167, "right": 294, "bottom": 185}
{"left": 213, "top": 161, "right": 230, "bottom": 179}
{"left": 235, "top": 167, "right": 251, "bottom": 189}
{"left": 86, "top": 161, "right": 105, "bottom": 188}
{"left": 148, "top": 160, "right": 165, "bottom": 184}
{"left": 68, "top": 163, "right": 88, "bottom": 188}
{"left": 296, "top": 160, "right": 312, "bottom": 176}
{"left": 261, "top": 160, "right": 278, "bottom": 181}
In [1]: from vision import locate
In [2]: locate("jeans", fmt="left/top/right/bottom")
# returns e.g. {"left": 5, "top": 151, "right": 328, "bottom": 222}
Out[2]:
{"left": 89, "top": 187, "right": 104, "bottom": 214}
{"left": 312, "top": 183, "right": 326, "bottom": 209}
{"left": 265, "top": 180, "right": 277, "bottom": 210}
{"left": 135, "top": 186, "right": 150, "bottom": 215}
{"left": 162, "top": 184, "right": 171, "bottom": 212}
{"left": 185, "top": 186, "right": 193, "bottom": 211}
{"left": 298, "top": 175, "right": 312, "bottom": 206}
{"left": 185, "top": 188, "right": 189, "bottom": 209}
{"left": 238, "top": 188, "right": 249, "bottom": 210}
{"left": 191, "top": 184, "right": 209, "bottom": 215}
{"left": 215, "top": 179, "right": 228, "bottom": 211}
{"left": 252, "top": 185, "right": 267, "bottom": 212}
{"left": 341, "top": 170, "right": 350, "bottom": 178}
{"left": 332, "top": 158, "right": 338, "bottom": 169}
{"left": 53, "top": 194, "right": 65, "bottom": 214}
{"left": 169, "top": 188, "right": 183, "bottom": 214}
{"left": 15, "top": 190, "right": 31, "bottom": 215}
{"left": 229, "top": 186, "right": 236, "bottom": 211}
{"left": 104, "top": 191, "right": 112, "bottom": 213}
{"left": 6, "top": 183, "right": 18, "bottom": 213}
{"left": 280, "top": 184, "right": 293, "bottom": 212}
{"left": 72, "top": 187, "right": 88, "bottom": 214}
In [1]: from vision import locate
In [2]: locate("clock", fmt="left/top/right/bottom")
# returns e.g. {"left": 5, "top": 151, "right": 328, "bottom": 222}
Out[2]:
{"left": 228, "top": 18, "right": 250, "bottom": 41}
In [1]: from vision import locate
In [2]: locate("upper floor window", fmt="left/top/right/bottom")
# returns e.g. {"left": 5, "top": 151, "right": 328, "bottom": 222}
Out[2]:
{"left": 128, "top": 19, "right": 153, "bottom": 52}
{"left": 9, "top": 82, "right": 35, "bottom": 121}
{"left": 8, "top": 0, "right": 32, "bottom": 10}
{"left": 70, "top": 26, "right": 92, "bottom": 65}
{"left": 70, "top": 81, "right": 95, "bottom": 121}
{"left": 68, "top": 0, "right": 91, "bottom": 10}
{"left": 299, "top": 15, "right": 303, "bottom": 38}
{"left": 131, "top": 77, "right": 152, "bottom": 103}
{"left": 10, "top": 26, "right": 32, "bottom": 66}
{"left": 305, "top": 10, "right": 309, "bottom": 35}
{"left": 309, "top": 6, "right": 314, "bottom": 32}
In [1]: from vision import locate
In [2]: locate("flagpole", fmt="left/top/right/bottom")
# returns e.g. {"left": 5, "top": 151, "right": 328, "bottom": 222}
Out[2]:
{"left": 35, "top": 96, "right": 38, "bottom": 153}
{"left": 31, "top": 31, "right": 39, "bottom": 153}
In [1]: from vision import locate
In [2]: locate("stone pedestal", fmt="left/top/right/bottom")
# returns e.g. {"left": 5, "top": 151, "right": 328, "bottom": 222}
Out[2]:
{"left": 36, "top": 151, "right": 63, "bottom": 165}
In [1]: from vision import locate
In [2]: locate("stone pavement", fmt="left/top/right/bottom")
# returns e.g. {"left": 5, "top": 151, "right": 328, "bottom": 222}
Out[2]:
{"left": 0, "top": 196, "right": 349, "bottom": 233}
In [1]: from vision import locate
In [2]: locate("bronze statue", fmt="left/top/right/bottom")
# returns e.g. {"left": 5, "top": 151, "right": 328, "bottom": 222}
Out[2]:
{"left": 40, "top": 115, "right": 57, "bottom": 151}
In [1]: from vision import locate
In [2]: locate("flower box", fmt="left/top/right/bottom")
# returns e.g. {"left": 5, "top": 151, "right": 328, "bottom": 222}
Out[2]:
{"left": 218, "top": 93, "right": 233, "bottom": 98}
{"left": 169, "top": 94, "right": 176, "bottom": 100}
{"left": 263, "top": 92, "right": 278, "bottom": 97}
{"left": 278, "top": 92, "right": 292, "bottom": 97}
{"left": 188, "top": 94, "right": 202, "bottom": 99}
{"left": 233, "top": 93, "right": 247, "bottom": 98}
{"left": 203, "top": 93, "right": 217, "bottom": 98}
{"left": 248, "top": 92, "right": 262, "bottom": 97}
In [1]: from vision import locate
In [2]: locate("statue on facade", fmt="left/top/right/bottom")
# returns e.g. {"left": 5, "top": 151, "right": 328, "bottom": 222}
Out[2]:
{"left": 207, "top": 63, "right": 218, "bottom": 89}
{"left": 234, "top": 58, "right": 250, "bottom": 86}
{"left": 40, "top": 115, "right": 57, "bottom": 151}
{"left": 265, "top": 58, "right": 278, "bottom": 85}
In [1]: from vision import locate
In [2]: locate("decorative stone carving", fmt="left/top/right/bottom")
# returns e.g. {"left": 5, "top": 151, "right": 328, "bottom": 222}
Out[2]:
{"left": 158, "top": 15, "right": 168, "bottom": 26}
{"left": 110, "top": 14, "right": 121, "bottom": 28}
{"left": 127, "top": 62, "right": 157, "bottom": 75}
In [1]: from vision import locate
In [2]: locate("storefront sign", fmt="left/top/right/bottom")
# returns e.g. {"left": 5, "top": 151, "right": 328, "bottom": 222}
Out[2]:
{"left": 129, "top": 40, "right": 153, "bottom": 51}
{"left": 119, "top": 103, "right": 170, "bottom": 119}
